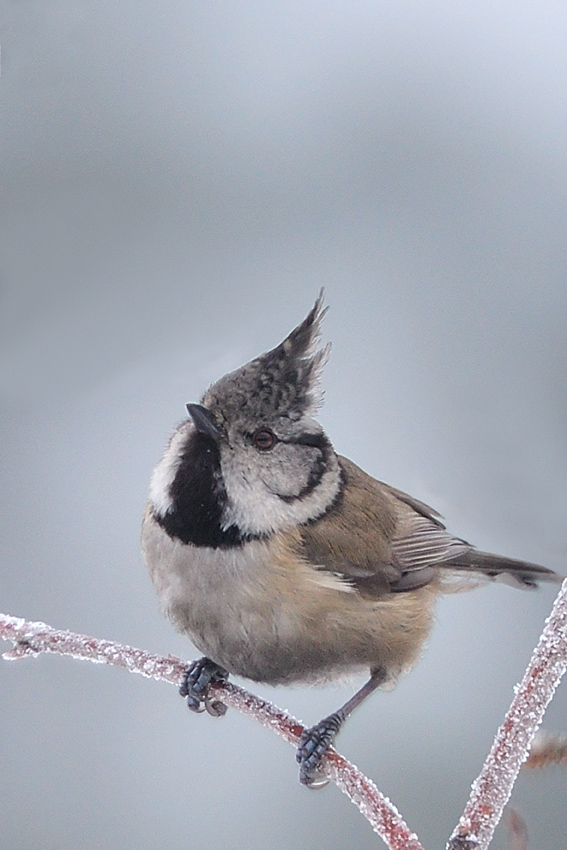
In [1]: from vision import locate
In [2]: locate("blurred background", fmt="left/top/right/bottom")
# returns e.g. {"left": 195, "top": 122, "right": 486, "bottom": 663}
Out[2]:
{"left": 1, "top": 3, "right": 567, "bottom": 848}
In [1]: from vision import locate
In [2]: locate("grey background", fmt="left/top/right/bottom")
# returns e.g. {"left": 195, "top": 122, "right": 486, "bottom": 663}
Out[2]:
{"left": 1, "top": 3, "right": 567, "bottom": 848}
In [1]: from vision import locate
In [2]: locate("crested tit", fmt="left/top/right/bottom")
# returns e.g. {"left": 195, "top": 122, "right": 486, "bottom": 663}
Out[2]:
{"left": 142, "top": 293, "right": 558, "bottom": 785}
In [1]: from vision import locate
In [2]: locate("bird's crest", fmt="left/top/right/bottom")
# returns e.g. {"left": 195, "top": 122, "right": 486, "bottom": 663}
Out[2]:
{"left": 202, "top": 291, "right": 330, "bottom": 422}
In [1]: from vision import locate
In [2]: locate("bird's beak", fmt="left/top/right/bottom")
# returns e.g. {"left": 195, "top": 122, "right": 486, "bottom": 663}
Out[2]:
{"left": 186, "top": 404, "right": 221, "bottom": 444}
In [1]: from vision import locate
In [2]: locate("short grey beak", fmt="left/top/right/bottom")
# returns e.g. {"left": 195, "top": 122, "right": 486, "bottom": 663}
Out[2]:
{"left": 186, "top": 403, "right": 221, "bottom": 444}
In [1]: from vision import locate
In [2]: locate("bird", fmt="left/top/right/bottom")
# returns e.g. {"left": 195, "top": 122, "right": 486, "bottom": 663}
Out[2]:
{"left": 142, "top": 292, "right": 559, "bottom": 786}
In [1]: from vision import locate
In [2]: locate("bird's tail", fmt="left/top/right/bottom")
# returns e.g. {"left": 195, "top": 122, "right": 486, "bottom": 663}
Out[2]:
{"left": 443, "top": 550, "right": 561, "bottom": 589}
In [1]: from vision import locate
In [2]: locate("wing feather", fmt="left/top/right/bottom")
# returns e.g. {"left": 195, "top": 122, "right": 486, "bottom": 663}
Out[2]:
{"left": 299, "top": 455, "right": 558, "bottom": 597}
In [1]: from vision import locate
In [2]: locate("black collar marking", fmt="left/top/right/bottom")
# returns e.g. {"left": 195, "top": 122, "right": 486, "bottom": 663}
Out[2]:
{"left": 155, "top": 431, "right": 258, "bottom": 548}
{"left": 277, "top": 433, "right": 332, "bottom": 504}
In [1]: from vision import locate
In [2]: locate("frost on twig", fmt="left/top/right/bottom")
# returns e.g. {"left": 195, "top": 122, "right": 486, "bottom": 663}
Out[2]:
{"left": 3, "top": 575, "right": 567, "bottom": 850}
{"left": 0, "top": 613, "right": 424, "bottom": 850}
{"left": 448, "top": 578, "right": 567, "bottom": 850}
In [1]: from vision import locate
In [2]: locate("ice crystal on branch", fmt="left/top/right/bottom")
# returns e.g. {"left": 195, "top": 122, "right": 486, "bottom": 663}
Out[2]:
{"left": 0, "top": 612, "right": 424, "bottom": 850}
{"left": 3, "top": 578, "right": 567, "bottom": 850}
{"left": 448, "top": 578, "right": 567, "bottom": 850}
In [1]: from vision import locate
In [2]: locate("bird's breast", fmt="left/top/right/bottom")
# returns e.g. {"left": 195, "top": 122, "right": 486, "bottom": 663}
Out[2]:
{"left": 141, "top": 509, "right": 437, "bottom": 685}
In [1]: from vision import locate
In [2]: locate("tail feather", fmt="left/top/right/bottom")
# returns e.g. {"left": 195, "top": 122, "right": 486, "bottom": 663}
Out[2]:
{"left": 444, "top": 550, "right": 561, "bottom": 590}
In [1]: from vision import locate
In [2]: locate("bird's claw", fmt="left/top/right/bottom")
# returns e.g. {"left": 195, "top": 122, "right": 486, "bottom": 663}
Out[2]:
{"left": 204, "top": 693, "right": 228, "bottom": 717}
{"left": 296, "top": 714, "right": 342, "bottom": 787}
{"left": 179, "top": 657, "right": 228, "bottom": 715}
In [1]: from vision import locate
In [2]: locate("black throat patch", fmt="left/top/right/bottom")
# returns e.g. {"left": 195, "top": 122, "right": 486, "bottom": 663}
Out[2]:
{"left": 155, "top": 431, "right": 251, "bottom": 548}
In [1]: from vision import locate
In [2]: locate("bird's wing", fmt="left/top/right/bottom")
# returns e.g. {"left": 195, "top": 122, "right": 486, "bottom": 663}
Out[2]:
{"left": 299, "top": 455, "right": 468, "bottom": 596}
{"left": 299, "top": 456, "right": 558, "bottom": 595}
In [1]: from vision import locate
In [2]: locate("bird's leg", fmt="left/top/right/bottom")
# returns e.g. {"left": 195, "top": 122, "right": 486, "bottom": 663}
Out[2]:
{"left": 179, "top": 657, "right": 229, "bottom": 717}
{"left": 296, "top": 666, "right": 386, "bottom": 787}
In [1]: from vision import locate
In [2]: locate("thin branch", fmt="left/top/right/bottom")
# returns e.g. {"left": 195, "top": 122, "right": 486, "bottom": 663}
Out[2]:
{"left": 4, "top": 578, "right": 567, "bottom": 850}
{"left": 524, "top": 730, "right": 567, "bottom": 770}
{"left": 0, "top": 613, "right": 424, "bottom": 850}
{"left": 448, "top": 578, "right": 567, "bottom": 850}
{"left": 503, "top": 809, "right": 528, "bottom": 850}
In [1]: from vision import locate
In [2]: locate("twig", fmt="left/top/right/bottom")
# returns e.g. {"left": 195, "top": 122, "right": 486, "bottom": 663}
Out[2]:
{"left": 4, "top": 576, "right": 567, "bottom": 850}
{"left": 448, "top": 578, "right": 567, "bottom": 850}
{"left": 524, "top": 730, "right": 567, "bottom": 769}
{"left": 0, "top": 613, "right": 424, "bottom": 850}
{"left": 503, "top": 809, "right": 529, "bottom": 850}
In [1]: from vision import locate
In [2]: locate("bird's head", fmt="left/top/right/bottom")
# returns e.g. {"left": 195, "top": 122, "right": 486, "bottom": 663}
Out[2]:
{"left": 149, "top": 292, "right": 341, "bottom": 546}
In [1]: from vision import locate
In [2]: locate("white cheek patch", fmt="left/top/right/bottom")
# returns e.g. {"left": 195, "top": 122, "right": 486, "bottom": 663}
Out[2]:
{"left": 149, "top": 424, "right": 192, "bottom": 517}
{"left": 219, "top": 459, "right": 279, "bottom": 532}
{"left": 220, "top": 447, "right": 342, "bottom": 537}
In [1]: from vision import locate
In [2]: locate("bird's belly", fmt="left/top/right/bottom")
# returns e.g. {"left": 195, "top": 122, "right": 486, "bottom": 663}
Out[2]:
{"left": 142, "top": 519, "right": 437, "bottom": 685}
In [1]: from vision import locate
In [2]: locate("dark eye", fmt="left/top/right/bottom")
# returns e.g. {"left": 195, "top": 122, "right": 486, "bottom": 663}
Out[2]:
{"left": 253, "top": 428, "right": 276, "bottom": 451}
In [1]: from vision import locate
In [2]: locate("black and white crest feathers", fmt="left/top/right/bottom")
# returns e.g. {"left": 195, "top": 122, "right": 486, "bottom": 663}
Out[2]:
{"left": 202, "top": 290, "right": 330, "bottom": 423}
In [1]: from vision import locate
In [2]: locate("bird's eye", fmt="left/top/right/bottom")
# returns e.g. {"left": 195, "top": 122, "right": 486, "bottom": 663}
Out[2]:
{"left": 253, "top": 429, "right": 276, "bottom": 451}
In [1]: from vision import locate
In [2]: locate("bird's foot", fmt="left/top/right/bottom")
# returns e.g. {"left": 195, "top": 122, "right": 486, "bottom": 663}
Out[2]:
{"left": 296, "top": 713, "right": 342, "bottom": 787}
{"left": 179, "top": 657, "right": 228, "bottom": 717}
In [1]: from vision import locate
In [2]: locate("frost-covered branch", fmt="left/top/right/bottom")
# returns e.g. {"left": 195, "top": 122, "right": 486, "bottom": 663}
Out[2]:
{"left": 3, "top": 576, "right": 567, "bottom": 850}
{"left": 448, "top": 578, "right": 567, "bottom": 850}
{"left": 0, "top": 613, "right": 424, "bottom": 850}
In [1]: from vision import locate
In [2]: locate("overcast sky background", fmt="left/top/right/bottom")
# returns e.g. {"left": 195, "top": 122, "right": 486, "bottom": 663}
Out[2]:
{"left": 1, "top": 3, "right": 567, "bottom": 849}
